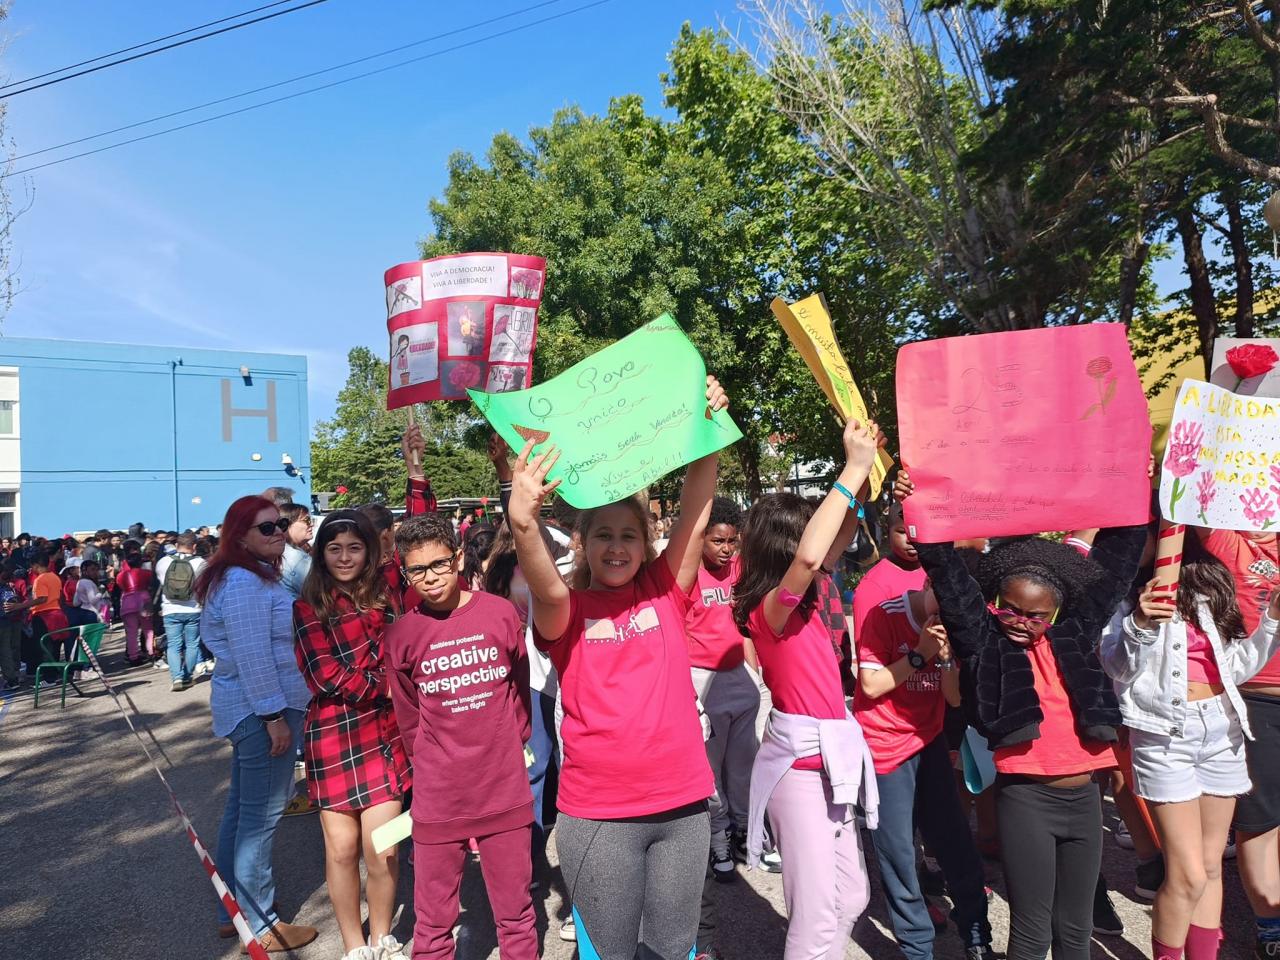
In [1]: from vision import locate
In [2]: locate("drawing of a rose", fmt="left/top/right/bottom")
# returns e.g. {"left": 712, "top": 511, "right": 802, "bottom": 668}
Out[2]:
{"left": 1081, "top": 356, "right": 1118, "bottom": 419}
{"left": 1196, "top": 471, "right": 1216, "bottom": 524}
{"left": 1241, "top": 487, "right": 1277, "bottom": 530}
{"left": 1226, "top": 343, "right": 1279, "bottom": 390}
{"left": 1164, "top": 420, "right": 1205, "bottom": 516}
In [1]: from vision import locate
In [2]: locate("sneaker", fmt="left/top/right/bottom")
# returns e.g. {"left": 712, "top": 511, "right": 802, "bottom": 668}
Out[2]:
{"left": 282, "top": 794, "right": 315, "bottom": 817}
{"left": 711, "top": 846, "right": 736, "bottom": 883}
{"left": 1092, "top": 881, "right": 1123, "bottom": 937}
{"left": 1114, "top": 821, "right": 1134, "bottom": 849}
{"left": 1134, "top": 855, "right": 1165, "bottom": 901}
{"left": 243, "top": 921, "right": 318, "bottom": 954}
{"left": 171, "top": 679, "right": 190, "bottom": 692}
{"left": 559, "top": 915, "right": 576, "bottom": 942}
{"left": 151, "top": 658, "right": 168, "bottom": 670}
{"left": 730, "top": 826, "right": 749, "bottom": 864}
{"left": 342, "top": 948, "right": 377, "bottom": 960}
{"left": 371, "top": 934, "right": 409, "bottom": 959}
{"left": 197, "top": 660, "right": 215, "bottom": 678}
{"left": 759, "top": 849, "right": 782, "bottom": 873}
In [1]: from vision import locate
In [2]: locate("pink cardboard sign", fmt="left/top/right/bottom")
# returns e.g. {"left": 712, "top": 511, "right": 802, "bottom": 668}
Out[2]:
{"left": 384, "top": 252, "right": 546, "bottom": 408}
{"left": 897, "top": 323, "right": 1153, "bottom": 542}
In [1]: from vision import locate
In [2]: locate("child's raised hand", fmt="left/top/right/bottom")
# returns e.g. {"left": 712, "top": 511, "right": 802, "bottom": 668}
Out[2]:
{"left": 915, "top": 614, "right": 946, "bottom": 661}
{"left": 842, "top": 418, "right": 880, "bottom": 470}
{"left": 706, "top": 375, "right": 728, "bottom": 414}
{"left": 401, "top": 423, "right": 426, "bottom": 477}
{"left": 487, "top": 432, "right": 513, "bottom": 481}
{"left": 893, "top": 469, "right": 915, "bottom": 503}
{"left": 510, "top": 439, "right": 561, "bottom": 530}
{"left": 1134, "top": 578, "right": 1176, "bottom": 629}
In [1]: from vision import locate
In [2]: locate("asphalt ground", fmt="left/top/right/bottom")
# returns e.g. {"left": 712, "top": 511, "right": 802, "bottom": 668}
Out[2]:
{"left": 0, "top": 625, "right": 1257, "bottom": 959}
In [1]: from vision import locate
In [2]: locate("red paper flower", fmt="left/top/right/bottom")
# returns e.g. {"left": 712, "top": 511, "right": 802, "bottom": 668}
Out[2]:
{"left": 335, "top": 485, "right": 348, "bottom": 495}
{"left": 1226, "top": 343, "right": 1279, "bottom": 387}
{"left": 480, "top": 496, "right": 489, "bottom": 506}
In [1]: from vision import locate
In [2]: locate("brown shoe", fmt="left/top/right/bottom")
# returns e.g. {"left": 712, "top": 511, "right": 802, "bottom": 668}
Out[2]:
{"left": 241, "top": 922, "right": 317, "bottom": 953}
{"left": 219, "top": 902, "right": 283, "bottom": 939}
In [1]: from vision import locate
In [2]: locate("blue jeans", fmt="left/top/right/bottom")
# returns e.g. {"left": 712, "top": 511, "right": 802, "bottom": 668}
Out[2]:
{"left": 215, "top": 709, "right": 304, "bottom": 935}
{"left": 870, "top": 734, "right": 990, "bottom": 960}
{"left": 163, "top": 612, "right": 202, "bottom": 681}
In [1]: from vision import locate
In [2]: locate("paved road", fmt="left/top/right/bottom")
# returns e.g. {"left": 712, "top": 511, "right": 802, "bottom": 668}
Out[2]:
{"left": 0, "top": 626, "right": 1257, "bottom": 958}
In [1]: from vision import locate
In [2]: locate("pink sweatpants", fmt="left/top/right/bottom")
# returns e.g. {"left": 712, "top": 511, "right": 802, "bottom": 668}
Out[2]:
{"left": 120, "top": 592, "right": 154, "bottom": 660}
{"left": 767, "top": 767, "right": 871, "bottom": 960}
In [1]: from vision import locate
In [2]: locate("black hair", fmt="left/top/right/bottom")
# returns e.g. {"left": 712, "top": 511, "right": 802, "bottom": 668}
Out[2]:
{"left": 302, "top": 509, "right": 387, "bottom": 620}
{"left": 708, "top": 496, "right": 743, "bottom": 531}
{"left": 462, "top": 524, "right": 496, "bottom": 587}
{"left": 733, "top": 492, "right": 818, "bottom": 631}
{"left": 357, "top": 502, "right": 396, "bottom": 534}
{"left": 974, "top": 536, "right": 1103, "bottom": 611}
{"left": 395, "top": 513, "right": 458, "bottom": 556}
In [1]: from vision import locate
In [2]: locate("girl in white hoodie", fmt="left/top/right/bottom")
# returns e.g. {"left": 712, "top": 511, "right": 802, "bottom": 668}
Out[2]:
{"left": 1101, "top": 534, "right": 1280, "bottom": 960}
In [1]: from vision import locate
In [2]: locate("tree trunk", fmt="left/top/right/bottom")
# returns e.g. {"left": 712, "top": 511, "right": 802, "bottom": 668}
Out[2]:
{"left": 738, "top": 437, "right": 763, "bottom": 501}
{"left": 1223, "top": 186, "right": 1256, "bottom": 338}
{"left": 1174, "top": 200, "right": 1219, "bottom": 378}
{"left": 1116, "top": 239, "right": 1150, "bottom": 328}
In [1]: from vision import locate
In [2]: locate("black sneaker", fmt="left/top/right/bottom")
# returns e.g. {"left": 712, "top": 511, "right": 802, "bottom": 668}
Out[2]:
{"left": 966, "top": 947, "right": 996, "bottom": 960}
{"left": 1093, "top": 879, "right": 1124, "bottom": 937}
{"left": 1134, "top": 855, "right": 1165, "bottom": 901}
{"left": 711, "top": 846, "right": 736, "bottom": 884}
{"left": 729, "top": 827, "right": 748, "bottom": 864}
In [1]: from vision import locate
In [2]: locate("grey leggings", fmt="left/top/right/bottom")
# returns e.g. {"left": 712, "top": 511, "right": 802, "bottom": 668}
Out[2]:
{"left": 556, "top": 802, "right": 710, "bottom": 960}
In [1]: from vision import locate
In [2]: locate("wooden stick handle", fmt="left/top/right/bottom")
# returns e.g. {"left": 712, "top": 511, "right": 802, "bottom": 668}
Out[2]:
{"left": 405, "top": 406, "right": 420, "bottom": 469}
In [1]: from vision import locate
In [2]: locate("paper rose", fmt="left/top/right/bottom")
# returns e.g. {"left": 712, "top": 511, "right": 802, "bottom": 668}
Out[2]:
{"left": 448, "top": 362, "right": 482, "bottom": 391}
{"left": 1226, "top": 343, "right": 1279, "bottom": 389}
{"left": 335, "top": 485, "right": 348, "bottom": 495}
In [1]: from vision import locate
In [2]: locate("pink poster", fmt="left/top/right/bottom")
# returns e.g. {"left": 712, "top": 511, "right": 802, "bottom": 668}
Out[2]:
{"left": 897, "top": 324, "right": 1153, "bottom": 542}
{"left": 384, "top": 252, "right": 546, "bottom": 408}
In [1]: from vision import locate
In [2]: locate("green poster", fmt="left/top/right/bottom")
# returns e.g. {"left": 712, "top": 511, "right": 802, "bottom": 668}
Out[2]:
{"left": 468, "top": 314, "right": 743, "bottom": 508}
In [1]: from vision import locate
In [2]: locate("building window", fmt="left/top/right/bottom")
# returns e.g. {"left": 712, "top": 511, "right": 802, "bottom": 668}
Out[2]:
{"left": 0, "top": 491, "right": 13, "bottom": 539}
{"left": 0, "top": 400, "right": 12, "bottom": 435}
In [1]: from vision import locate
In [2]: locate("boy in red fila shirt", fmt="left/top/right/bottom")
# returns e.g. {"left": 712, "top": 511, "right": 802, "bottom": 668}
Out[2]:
{"left": 385, "top": 514, "right": 536, "bottom": 960}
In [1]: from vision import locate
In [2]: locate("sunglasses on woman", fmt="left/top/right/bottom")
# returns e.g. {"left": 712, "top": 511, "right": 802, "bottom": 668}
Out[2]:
{"left": 986, "top": 597, "right": 1059, "bottom": 631}
{"left": 253, "top": 518, "right": 291, "bottom": 536}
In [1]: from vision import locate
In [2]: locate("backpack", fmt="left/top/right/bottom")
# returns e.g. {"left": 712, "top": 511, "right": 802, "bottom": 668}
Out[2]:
{"left": 162, "top": 557, "right": 196, "bottom": 602}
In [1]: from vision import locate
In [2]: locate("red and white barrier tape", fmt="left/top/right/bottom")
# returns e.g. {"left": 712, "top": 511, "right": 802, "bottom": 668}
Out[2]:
{"left": 75, "top": 638, "right": 271, "bottom": 960}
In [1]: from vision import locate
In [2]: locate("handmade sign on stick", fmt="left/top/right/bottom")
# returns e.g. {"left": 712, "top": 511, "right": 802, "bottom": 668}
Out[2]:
{"left": 385, "top": 252, "right": 546, "bottom": 408}
{"left": 468, "top": 315, "right": 743, "bottom": 509}
{"left": 1159, "top": 378, "right": 1280, "bottom": 532}
{"left": 897, "top": 324, "right": 1152, "bottom": 542}
{"left": 771, "top": 293, "right": 892, "bottom": 499}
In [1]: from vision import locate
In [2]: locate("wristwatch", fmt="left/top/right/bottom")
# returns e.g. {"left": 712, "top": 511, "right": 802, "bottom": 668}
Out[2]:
{"left": 259, "top": 711, "right": 284, "bottom": 723}
{"left": 906, "top": 649, "right": 926, "bottom": 670}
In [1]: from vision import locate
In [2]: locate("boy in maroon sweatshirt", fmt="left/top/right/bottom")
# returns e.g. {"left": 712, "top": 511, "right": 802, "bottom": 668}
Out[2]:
{"left": 386, "top": 514, "right": 537, "bottom": 960}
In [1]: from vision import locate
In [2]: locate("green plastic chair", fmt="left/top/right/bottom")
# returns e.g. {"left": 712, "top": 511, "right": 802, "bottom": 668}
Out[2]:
{"left": 34, "top": 622, "right": 107, "bottom": 708}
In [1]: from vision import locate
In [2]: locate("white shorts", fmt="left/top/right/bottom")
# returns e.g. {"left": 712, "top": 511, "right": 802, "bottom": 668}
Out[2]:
{"left": 1130, "top": 695, "right": 1252, "bottom": 804}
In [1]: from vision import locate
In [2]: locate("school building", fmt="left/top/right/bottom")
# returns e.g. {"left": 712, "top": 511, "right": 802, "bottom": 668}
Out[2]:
{"left": 0, "top": 337, "right": 310, "bottom": 537}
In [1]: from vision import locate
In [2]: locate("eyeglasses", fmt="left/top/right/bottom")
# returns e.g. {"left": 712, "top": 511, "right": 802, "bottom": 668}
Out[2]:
{"left": 253, "top": 518, "right": 291, "bottom": 536}
{"left": 402, "top": 556, "right": 456, "bottom": 582}
{"left": 986, "top": 599, "right": 1059, "bottom": 631}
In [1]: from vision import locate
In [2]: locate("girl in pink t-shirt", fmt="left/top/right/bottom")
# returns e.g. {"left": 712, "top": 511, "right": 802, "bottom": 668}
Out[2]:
{"left": 507, "top": 376, "right": 727, "bottom": 960}
{"left": 732, "top": 417, "right": 882, "bottom": 960}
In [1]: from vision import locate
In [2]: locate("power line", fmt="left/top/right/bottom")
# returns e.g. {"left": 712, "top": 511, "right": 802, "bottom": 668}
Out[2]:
{"left": 0, "top": 0, "right": 332, "bottom": 101}
{"left": 0, "top": 2, "right": 299, "bottom": 92}
{"left": 2, "top": 0, "right": 614, "bottom": 179}
{"left": 11, "top": 0, "right": 572, "bottom": 165}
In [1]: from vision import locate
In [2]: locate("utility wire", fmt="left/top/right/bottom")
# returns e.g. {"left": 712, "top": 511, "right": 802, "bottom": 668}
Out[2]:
{"left": 2, "top": 0, "right": 614, "bottom": 179}
{"left": 11, "top": 0, "right": 571, "bottom": 165}
{"left": 0, "top": 0, "right": 332, "bottom": 100}
{"left": 0, "top": 1, "right": 299, "bottom": 92}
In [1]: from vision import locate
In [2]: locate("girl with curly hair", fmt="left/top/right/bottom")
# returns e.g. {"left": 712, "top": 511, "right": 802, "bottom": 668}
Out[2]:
{"left": 895, "top": 471, "right": 1147, "bottom": 960}
{"left": 1102, "top": 533, "right": 1280, "bottom": 960}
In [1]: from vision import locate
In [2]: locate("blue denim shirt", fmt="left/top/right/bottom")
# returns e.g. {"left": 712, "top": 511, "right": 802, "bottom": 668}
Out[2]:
{"left": 280, "top": 544, "right": 312, "bottom": 600}
{"left": 200, "top": 565, "right": 311, "bottom": 737}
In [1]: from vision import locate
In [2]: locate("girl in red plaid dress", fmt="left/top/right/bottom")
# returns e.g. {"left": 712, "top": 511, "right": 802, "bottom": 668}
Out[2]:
{"left": 294, "top": 508, "right": 410, "bottom": 960}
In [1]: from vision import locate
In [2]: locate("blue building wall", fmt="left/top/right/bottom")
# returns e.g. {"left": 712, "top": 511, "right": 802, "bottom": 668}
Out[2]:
{"left": 2, "top": 337, "right": 309, "bottom": 533}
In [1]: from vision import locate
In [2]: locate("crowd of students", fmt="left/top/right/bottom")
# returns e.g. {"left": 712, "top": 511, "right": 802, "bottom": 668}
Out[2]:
{"left": 23, "top": 386, "right": 1280, "bottom": 960}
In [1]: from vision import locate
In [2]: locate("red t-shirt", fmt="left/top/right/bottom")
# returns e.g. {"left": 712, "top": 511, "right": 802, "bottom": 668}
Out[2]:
{"left": 386, "top": 591, "right": 533, "bottom": 842}
{"left": 994, "top": 637, "right": 1118, "bottom": 776}
{"left": 1198, "top": 528, "right": 1280, "bottom": 684}
{"left": 685, "top": 557, "right": 744, "bottom": 670}
{"left": 117, "top": 567, "right": 153, "bottom": 595}
{"left": 852, "top": 558, "right": 927, "bottom": 641}
{"left": 61, "top": 578, "right": 78, "bottom": 606}
{"left": 747, "top": 601, "right": 847, "bottom": 770}
{"left": 534, "top": 558, "right": 713, "bottom": 819}
{"left": 853, "top": 594, "right": 945, "bottom": 775}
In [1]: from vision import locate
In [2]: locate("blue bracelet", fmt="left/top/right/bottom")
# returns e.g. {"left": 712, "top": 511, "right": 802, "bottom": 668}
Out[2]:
{"left": 832, "top": 481, "right": 865, "bottom": 518}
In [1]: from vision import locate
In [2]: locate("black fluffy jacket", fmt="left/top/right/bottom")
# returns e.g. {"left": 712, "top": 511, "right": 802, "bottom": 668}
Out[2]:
{"left": 915, "top": 525, "right": 1147, "bottom": 753}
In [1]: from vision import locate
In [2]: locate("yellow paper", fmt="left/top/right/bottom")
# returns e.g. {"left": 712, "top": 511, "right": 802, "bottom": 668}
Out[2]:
{"left": 771, "top": 293, "right": 892, "bottom": 498}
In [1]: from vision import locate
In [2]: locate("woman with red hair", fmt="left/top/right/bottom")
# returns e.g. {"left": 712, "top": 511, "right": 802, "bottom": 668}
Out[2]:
{"left": 198, "top": 495, "right": 317, "bottom": 954}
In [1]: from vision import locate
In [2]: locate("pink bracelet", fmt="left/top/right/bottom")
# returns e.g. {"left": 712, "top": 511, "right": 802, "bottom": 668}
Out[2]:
{"left": 778, "top": 587, "right": 803, "bottom": 608}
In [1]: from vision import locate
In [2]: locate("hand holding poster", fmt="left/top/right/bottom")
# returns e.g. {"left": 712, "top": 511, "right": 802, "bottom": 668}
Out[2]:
{"left": 385, "top": 252, "right": 546, "bottom": 408}
{"left": 468, "top": 315, "right": 743, "bottom": 509}
{"left": 1159, "top": 378, "right": 1280, "bottom": 532}
{"left": 770, "top": 293, "right": 892, "bottom": 498}
{"left": 897, "top": 323, "right": 1152, "bottom": 542}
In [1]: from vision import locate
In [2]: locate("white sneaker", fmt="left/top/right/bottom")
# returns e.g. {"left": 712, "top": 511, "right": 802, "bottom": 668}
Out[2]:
{"left": 371, "top": 934, "right": 408, "bottom": 959}
{"left": 559, "top": 915, "right": 577, "bottom": 942}
{"left": 760, "top": 849, "right": 783, "bottom": 873}
{"left": 341, "top": 948, "right": 377, "bottom": 960}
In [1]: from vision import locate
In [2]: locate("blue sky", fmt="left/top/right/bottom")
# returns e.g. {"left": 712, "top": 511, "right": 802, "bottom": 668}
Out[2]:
{"left": 0, "top": 0, "right": 733, "bottom": 427}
